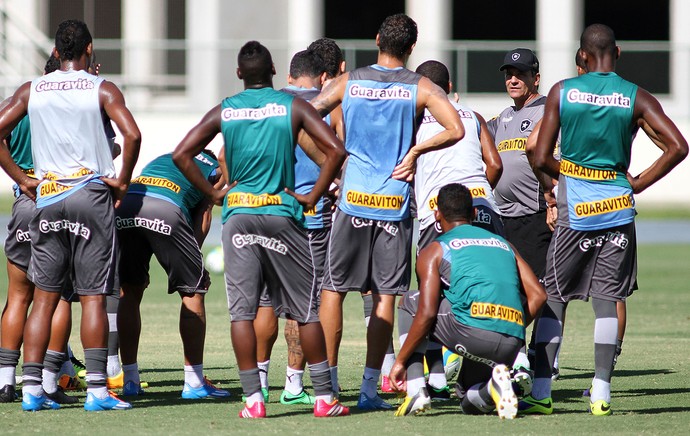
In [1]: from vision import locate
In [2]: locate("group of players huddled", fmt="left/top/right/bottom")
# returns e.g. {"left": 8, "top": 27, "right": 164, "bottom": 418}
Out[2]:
{"left": 0, "top": 12, "right": 686, "bottom": 420}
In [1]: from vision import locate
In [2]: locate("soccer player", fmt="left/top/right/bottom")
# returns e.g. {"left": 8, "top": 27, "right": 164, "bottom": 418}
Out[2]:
{"left": 309, "top": 13, "right": 465, "bottom": 410}
{"left": 115, "top": 150, "right": 229, "bottom": 400}
{"left": 524, "top": 24, "right": 687, "bottom": 416}
{"left": 389, "top": 183, "right": 545, "bottom": 419}
{"left": 172, "top": 40, "right": 348, "bottom": 418}
{"left": 0, "top": 19, "right": 141, "bottom": 412}
{"left": 412, "top": 60, "right": 503, "bottom": 400}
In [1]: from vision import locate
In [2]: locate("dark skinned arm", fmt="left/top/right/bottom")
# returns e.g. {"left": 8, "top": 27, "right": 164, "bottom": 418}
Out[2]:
{"left": 388, "top": 242, "right": 443, "bottom": 392}
{"left": 475, "top": 112, "right": 502, "bottom": 188}
{"left": 532, "top": 82, "right": 562, "bottom": 180}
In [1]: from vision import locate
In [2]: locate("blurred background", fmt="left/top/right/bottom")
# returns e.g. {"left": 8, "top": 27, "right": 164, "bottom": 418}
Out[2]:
{"left": 0, "top": 0, "right": 687, "bottom": 205}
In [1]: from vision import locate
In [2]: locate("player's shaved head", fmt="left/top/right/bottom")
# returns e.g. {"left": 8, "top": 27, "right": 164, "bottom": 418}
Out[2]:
{"left": 437, "top": 183, "right": 473, "bottom": 222}
{"left": 416, "top": 60, "right": 450, "bottom": 94}
{"left": 238, "top": 41, "right": 274, "bottom": 85}
{"left": 378, "top": 13, "right": 417, "bottom": 59}
{"left": 580, "top": 24, "right": 617, "bottom": 58}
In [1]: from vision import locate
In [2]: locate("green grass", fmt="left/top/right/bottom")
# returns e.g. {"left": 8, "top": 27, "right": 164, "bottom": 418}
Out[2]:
{"left": 0, "top": 244, "right": 689, "bottom": 434}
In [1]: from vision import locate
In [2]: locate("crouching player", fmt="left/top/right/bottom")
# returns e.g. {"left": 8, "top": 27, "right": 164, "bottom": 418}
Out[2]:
{"left": 389, "top": 183, "right": 546, "bottom": 419}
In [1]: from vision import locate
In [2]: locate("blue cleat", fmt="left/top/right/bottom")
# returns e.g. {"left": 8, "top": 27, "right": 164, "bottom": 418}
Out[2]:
{"left": 357, "top": 392, "right": 392, "bottom": 411}
{"left": 181, "top": 377, "right": 230, "bottom": 399}
{"left": 122, "top": 380, "right": 145, "bottom": 396}
{"left": 22, "top": 393, "right": 60, "bottom": 411}
{"left": 84, "top": 391, "right": 132, "bottom": 411}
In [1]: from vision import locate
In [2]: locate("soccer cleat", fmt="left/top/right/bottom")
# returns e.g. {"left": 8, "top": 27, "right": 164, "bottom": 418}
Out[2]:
{"left": 107, "top": 371, "right": 124, "bottom": 389}
{"left": 122, "top": 380, "right": 145, "bottom": 396}
{"left": 357, "top": 392, "right": 392, "bottom": 411}
{"left": 0, "top": 384, "right": 17, "bottom": 403}
{"left": 239, "top": 401, "right": 266, "bottom": 418}
{"left": 84, "top": 391, "right": 132, "bottom": 411}
{"left": 71, "top": 356, "right": 86, "bottom": 376}
{"left": 22, "top": 393, "right": 60, "bottom": 411}
{"left": 381, "top": 375, "right": 395, "bottom": 393}
{"left": 280, "top": 389, "right": 315, "bottom": 405}
{"left": 394, "top": 387, "right": 431, "bottom": 416}
{"left": 589, "top": 399, "right": 612, "bottom": 416}
{"left": 518, "top": 395, "right": 553, "bottom": 415}
{"left": 489, "top": 364, "right": 518, "bottom": 420}
{"left": 314, "top": 398, "right": 350, "bottom": 417}
{"left": 511, "top": 366, "right": 533, "bottom": 397}
{"left": 181, "top": 377, "right": 230, "bottom": 399}
{"left": 426, "top": 383, "right": 451, "bottom": 401}
{"left": 46, "top": 387, "right": 79, "bottom": 404}
{"left": 59, "top": 374, "right": 87, "bottom": 391}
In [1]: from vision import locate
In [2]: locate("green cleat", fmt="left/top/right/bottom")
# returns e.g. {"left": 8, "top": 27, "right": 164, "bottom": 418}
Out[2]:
{"left": 518, "top": 395, "right": 553, "bottom": 415}
{"left": 280, "top": 389, "right": 315, "bottom": 405}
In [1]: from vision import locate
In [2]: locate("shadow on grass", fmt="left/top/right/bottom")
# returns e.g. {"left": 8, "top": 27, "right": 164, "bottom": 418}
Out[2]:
{"left": 554, "top": 366, "right": 675, "bottom": 380}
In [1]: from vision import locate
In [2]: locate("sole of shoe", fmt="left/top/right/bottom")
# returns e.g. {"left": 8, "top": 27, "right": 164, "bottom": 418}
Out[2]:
{"left": 491, "top": 365, "right": 518, "bottom": 420}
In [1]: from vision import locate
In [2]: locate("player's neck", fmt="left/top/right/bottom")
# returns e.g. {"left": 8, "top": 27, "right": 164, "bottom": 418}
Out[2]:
{"left": 289, "top": 76, "right": 321, "bottom": 90}
{"left": 376, "top": 52, "right": 406, "bottom": 69}
{"left": 441, "top": 220, "right": 471, "bottom": 233}
{"left": 514, "top": 92, "right": 540, "bottom": 111}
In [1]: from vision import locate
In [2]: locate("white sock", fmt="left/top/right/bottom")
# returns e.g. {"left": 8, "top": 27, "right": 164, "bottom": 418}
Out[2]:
{"left": 590, "top": 378, "right": 611, "bottom": 403}
{"left": 315, "top": 392, "right": 333, "bottom": 403}
{"left": 284, "top": 367, "right": 304, "bottom": 395}
{"left": 406, "top": 376, "right": 426, "bottom": 396}
{"left": 123, "top": 363, "right": 140, "bottom": 385}
{"left": 107, "top": 355, "right": 121, "bottom": 378}
{"left": 428, "top": 372, "right": 447, "bottom": 390}
{"left": 42, "top": 370, "right": 58, "bottom": 394}
{"left": 184, "top": 364, "right": 204, "bottom": 388}
{"left": 531, "top": 377, "right": 552, "bottom": 400}
{"left": 361, "top": 367, "right": 380, "bottom": 397}
{"left": 258, "top": 360, "right": 270, "bottom": 389}
{"left": 329, "top": 366, "right": 338, "bottom": 391}
{"left": 553, "top": 353, "right": 560, "bottom": 370}
{"left": 0, "top": 366, "right": 16, "bottom": 387}
{"left": 22, "top": 384, "right": 43, "bottom": 397}
{"left": 381, "top": 353, "right": 396, "bottom": 376}
{"left": 246, "top": 390, "right": 264, "bottom": 406}
{"left": 87, "top": 386, "right": 109, "bottom": 399}
{"left": 59, "top": 358, "right": 75, "bottom": 378}
{"left": 513, "top": 351, "right": 531, "bottom": 370}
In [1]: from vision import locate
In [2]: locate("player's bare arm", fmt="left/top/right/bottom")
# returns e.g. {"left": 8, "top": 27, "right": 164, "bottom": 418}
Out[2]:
{"left": 627, "top": 88, "right": 688, "bottom": 193}
{"left": 0, "top": 83, "right": 39, "bottom": 200}
{"left": 310, "top": 73, "right": 348, "bottom": 117}
{"left": 531, "top": 82, "right": 563, "bottom": 180}
{"left": 173, "top": 105, "right": 229, "bottom": 206}
{"left": 99, "top": 81, "right": 142, "bottom": 206}
{"left": 393, "top": 77, "right": 464, "bottom": 182}
{"left": 286, "top": 97, "right": 346, "bottom": 209}
{"left": 526, "top": 119, "right": 559, "bottom": 230}
{"left": 475, "top": 112, "right": 502, "bottom": 188}
{"left": 389, "top": 242, "right": 443, "bottom": 392}
{"left": 512, "top": 245, "right": 546, "bottom": 325}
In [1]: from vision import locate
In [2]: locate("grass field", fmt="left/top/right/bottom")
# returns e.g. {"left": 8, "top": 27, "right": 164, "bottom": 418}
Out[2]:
{"left": 0, "top": 243, "right": 689, "bottom": 434}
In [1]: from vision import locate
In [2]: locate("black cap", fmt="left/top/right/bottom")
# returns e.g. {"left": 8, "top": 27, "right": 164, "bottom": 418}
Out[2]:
{"left": 499, "top": 48, "right": 539, "bottom": 72}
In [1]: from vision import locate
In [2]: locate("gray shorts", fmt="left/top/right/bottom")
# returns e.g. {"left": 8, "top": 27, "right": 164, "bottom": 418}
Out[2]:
{"left": 400, "top": 291, "right": 522, "bottom": 390}
{"left": 543, "top": 222, "right": 637, "bottom": 303}
{"left": 223, "top": 214, "right": 320, "bottom": 323}
{"left": 417, "top": 205, "right": 504, "bottom": 253}
{"left": 4, "top": 193, "right": 35, "bottom": 272}
{"left": 28, "top": 183, "right": 116, "bottom": 295}
{"left": 116, "top": 195, "right": 205, "bottom": 294}
{"left": 321, "top": 210, "right": 412, "bottom": 295}
{"left": 259, "top": 227, "right": 329, "bottom": 308}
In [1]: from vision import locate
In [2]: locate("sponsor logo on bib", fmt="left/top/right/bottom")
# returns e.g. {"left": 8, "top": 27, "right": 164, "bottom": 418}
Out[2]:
{"left": 497, "top": 137, "right": 526, "bottom": 152}
{"left": 561, "top": 160, "right": 617, "bottom": 181}
{"left": 348, "top": 84, "right": 412, "bottom": 100}
{"left": 226, "top": 192, "right": 282, "bottom": 208}
{"left": 574, "top": 194, "right": 633, "bottom": 217}
{"left": 131, "top": 176, "right": 181, "bottom": 193}
{"left": 470, "top": 302, "right": 524, "bottom": 326}
{"left": 221, "top": 103, "right": 287, "bottom": 121}
{"left": 35, "top": 79, "right": 95, "bottom": 92}
{"left": 448, "top": 237, "right": 510, "bottom": 251}
{"left": 346, "top": 190, "right": 403, "bottom": 210}
{"left": 566, "top": 89, "right": 631, "bottom": 108}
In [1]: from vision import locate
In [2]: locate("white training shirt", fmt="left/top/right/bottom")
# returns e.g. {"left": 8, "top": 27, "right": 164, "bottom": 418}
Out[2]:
{"left": 415, "top": 100, "right": 498, "bottom": 230}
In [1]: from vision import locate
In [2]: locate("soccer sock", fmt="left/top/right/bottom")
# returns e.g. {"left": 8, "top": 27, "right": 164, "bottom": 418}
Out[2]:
{"left": 106, "top": 294, "right": 121, "bottom": 377}
{"left": 591, "top": 297, "right": 618, "bottom": 403}
{"left": 329, "top": 366, "right": 338, "bottom": 392}
{"left": 123, "top": 363, "right": 140, "bottom": 385}
{"left": 426, "top": 342, "right": 446, "bottom": 389}
{"left": 184, "top": 364, "right": 204, "bottom": 388}
{"left": 84, "top": 348, "right": 108, "bottom": 397}
{"left": 22, "top": 363, "right": 44, "bottom": 397}
{"left": 406, "top": 352, "right": 426, "bottom": 396}
{"left": 361, "top": 367, "right": 380, "bottom": 397}
{"left": 257, "top": 360, "right": 270, "bottom": 390}
{"left": 42, "top": 350, "right": 65, "bottom": 394}
{"left": 381, "top": 352, "right": 396, "bottom": 379}
{"left": 532, "top": 300, "right": 566, "bottom": 400}
{"left": 397, "top": 305, "right": 414, "bottom": 347}
{"left": 362, "top": 293, "right": 373, "bottom": 327}
{"left": 285, "top": 366, "right": 305, "bottom": 395}
{"left": 462, "top": 382, "right": 493, "bottom": 414}
{"left": 308, "top": 360, "right": 333, "bottom": 401}
{"left": 0, "top": 348, "right": 20, "bottom": 387}
{"left": 239, "top": 368, "right": 263, "bottom": 405}
{"left": 513, "top": 347, "right": 531, "bottom": 370}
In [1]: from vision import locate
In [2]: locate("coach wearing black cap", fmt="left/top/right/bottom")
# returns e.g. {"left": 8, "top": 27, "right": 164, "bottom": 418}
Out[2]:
{"left": 486, "top": 47, "right": 555, "bottom": 376}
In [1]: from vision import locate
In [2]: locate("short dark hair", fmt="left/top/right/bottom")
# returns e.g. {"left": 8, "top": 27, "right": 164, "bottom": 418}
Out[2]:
{"left": 44, "top": 55, "right": 60, "bottom": 74}
{"left": 378, "top": 14, "right": 417, "bottom": 59}
{"left": 289, "top": 50, "right": 325, "bottom": 79}
{"left": 415, "top": 60, "right": 450, "bottom": 94}
{"left": 580, "top": 24, "right": 617, "bottom": 58}
{"left": 55, "top": 19, "right": 92, "bottom": 61}
{"left": 307, "top": 38, "right": 343, "bottom": 78}
{"left": 437, "top": 183, "right": 473, "bottom": 222}
{"left": 238, "top": 41, "right": 273, "bottom": 84}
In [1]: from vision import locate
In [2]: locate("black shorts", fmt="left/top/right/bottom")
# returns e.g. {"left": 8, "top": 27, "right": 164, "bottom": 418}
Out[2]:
{"left": 4, "top": 193, "right": 35, "bottom": 272}
{"left": 502, "top": 210, "right": 551, "bottom": 279}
